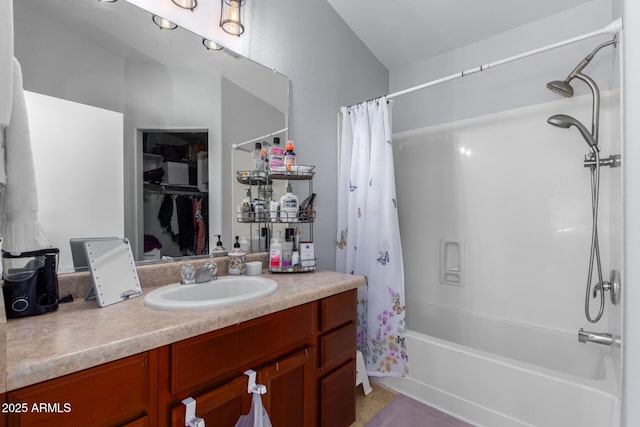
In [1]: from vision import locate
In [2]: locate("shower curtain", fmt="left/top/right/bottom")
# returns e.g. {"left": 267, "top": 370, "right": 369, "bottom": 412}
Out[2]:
{"left": 336, "top": 97, "right": 407, "bottom": 377}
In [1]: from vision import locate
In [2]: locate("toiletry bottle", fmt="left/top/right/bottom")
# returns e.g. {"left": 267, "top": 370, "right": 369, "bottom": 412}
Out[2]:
{"left": 279, "top": 183, "right": 299, "bottom": 222}
{"left": 260, "top": 146, "right": 268, "bottom": 171}
{"left": 284, "top": 140, "right": 296, "bottom": 171}
{"left": 211, "top": 235, "right": 227, "bottom": 256}
{"left": 269, "top": 231, "right": 283, "bottom": 269}
{"left": 242, "top": 189, "right": 252, "bottom": 221}
{"left": 252, "top": 142, "right": 262, "bottom": 171}
{"left": 269, "top": 200, "right": 280, "bottom": 221}
{"left": 291, "top": 228, "right": 301, "bottom": 267}
{"left": 269, "top": 137, "right": 284, "bottom": 170}
{"left": 239, "top": 236, "right": 250, "bottom": 253}
{"left": 233, "top": 236, "right": 241, "bottom": 252}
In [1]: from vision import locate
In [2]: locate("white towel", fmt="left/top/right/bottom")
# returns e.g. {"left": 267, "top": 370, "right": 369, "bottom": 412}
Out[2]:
{"left": 1, "top": 57, "right": 50, "bottom": 254}
{"left": 0, "top": 0, "right": 14, "bottom": 127}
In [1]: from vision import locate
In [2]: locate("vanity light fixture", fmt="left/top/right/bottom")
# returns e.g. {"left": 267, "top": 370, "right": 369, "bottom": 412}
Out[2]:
{"left": 220, "top": 0, "right": 245, "bottom": 36}
{"left": 172, "top": 0, "right": 197, "bottom": 11}
{"left": 203, "top": 38, "right": 224, "bottom": 51}
{"left": 152, "top": 15, "right": 178, "bottom": 30}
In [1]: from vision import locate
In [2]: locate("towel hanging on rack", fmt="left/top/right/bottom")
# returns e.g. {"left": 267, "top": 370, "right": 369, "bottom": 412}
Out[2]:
{"left": 1, "top": 57, "right": 51, "bottom": 254}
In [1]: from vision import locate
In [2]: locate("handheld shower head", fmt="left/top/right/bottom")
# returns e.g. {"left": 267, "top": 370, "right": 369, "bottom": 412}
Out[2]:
{"left": 547, "top": 114, "right": 598, "bottom": 150}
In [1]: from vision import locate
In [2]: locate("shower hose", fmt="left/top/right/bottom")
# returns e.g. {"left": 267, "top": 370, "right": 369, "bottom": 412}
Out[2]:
{"left": 586, "top": 149, "right": 605, "bottom": 323}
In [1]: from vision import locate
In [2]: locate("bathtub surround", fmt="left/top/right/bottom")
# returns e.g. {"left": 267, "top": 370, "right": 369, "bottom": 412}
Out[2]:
{"left": 380, "top": 327, "right": 619, "bottom": 427}
{"left": 336, "top": 97, "right": 407, "bottom": 377}
{"left": 387, "top": 92, "right": 621, "bottom": 425}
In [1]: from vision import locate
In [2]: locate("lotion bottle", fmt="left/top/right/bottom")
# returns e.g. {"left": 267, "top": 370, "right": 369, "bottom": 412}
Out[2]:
{"left": 279, "top": 183, "right": 299, "bottom": 222}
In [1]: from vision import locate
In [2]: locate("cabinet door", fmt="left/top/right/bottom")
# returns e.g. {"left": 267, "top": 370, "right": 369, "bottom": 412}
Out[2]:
{"left": 7, "top": 351, "right": 156, "bottom": 427}
{"left": 0, "top": 393, "right": 6, "bottom": 427}
{"left": 170, "top": 376, "right": 250, "bottom": 427}
{"left": 258, "top": 349, "right": 314, "bottom": 427}
{"left": 319, "top": 359, "right": 356, "bottom": 427}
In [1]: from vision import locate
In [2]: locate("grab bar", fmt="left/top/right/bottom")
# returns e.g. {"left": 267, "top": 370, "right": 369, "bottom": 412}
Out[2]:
{"left": 578, "top": 328, "right": 621, "bottom": 347}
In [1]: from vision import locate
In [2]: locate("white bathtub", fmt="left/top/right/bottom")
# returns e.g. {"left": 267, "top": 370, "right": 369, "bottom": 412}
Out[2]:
{"left": 378, "top": 301, "right": 620, "bottom": 427}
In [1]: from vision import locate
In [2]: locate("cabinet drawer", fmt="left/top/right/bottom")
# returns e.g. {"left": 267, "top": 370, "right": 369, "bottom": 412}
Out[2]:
{"left": 320, "top": 290, "right": 356, "bottom": 332}
{"left": 319, "top": 359, "right": 356, "bottom": 427}
{"left": 319, "top": 322, "right": 356, "bottom": 371}
{"left": 171, "top": 303, "right": 314, "bottom": 394}
{"left": 170, "top": 376, "right": 250, "bottom": 427}
{"left": 8, "top": 351, "right": 156, "bottom": 427}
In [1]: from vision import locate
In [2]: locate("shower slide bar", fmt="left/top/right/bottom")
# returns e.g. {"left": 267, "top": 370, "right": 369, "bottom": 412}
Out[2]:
{"left": 584, "top": 153, "right": 622, "bottom": 168}
{"left": 376, "top": 19, "right": 623, "bottom": 102}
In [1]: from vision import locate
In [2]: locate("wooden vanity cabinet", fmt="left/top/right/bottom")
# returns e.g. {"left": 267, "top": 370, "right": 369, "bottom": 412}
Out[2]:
{"left": 5, "top": 288, "right": 357, "bottom": 427}
{"left": 162, "top": 302, "right": 316, "bottom": 426}
{"left": 164, "top": 290, "right": 357, "bottom": 427}
{"left": 6, "top": 350, "right": 158, "bottom": 427}
{"left": 1, "top": 393, "right": 6, "bottom": 427}
{"left": 317, "top": 290, "right": 357, "bottom": 427}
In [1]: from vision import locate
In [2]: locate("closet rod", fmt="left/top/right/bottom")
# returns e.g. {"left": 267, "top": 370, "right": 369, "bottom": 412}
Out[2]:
{"left": 232, "top": 127, "right": 288, "bottom": 152}
{"left": 367, "top": 18, "right": 622, "bottom": 103}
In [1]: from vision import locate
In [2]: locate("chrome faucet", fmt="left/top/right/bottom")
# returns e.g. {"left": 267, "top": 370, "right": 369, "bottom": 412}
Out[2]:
{"left": 578, "top": 328, "right": 621, "bottom": 347}
{"left": 195, "top": 262, "right": 218, "bottom": 283}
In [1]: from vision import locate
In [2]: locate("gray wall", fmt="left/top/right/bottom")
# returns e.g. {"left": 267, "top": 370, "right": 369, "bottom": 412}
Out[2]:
{"left": 244, "top": 0, "right": 389, "bottom": 270}
{"left": 14, "top": 2, "right": 124, "bottom": 112}
{"left": 222, "top": 77, "right": 286, "bottom": 249}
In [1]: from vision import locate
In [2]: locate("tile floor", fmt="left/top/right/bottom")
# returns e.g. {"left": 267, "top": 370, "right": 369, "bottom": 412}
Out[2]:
{"left": 350, "top": 381, "right": 398, "bottom": 426}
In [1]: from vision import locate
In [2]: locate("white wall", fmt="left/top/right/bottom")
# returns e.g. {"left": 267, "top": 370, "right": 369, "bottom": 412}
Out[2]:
{"left": 26, "top": 92, "right": 124, "bottom": 272}
{"left": 390, "top": 0, "right": 617, "bottom": 132}
{"left": 622, "top": 1, "right": 640, "bottom": 424}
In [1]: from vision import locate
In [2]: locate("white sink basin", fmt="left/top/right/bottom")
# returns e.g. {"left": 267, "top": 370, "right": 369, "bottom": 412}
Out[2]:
{"left": 143, "top": 276, "right": 278, "bottom": 311}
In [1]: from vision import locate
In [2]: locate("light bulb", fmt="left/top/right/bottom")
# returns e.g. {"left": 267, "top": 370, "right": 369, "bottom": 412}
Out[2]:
{"left": 221, "top": 0, "right": 244, "bottom": 35}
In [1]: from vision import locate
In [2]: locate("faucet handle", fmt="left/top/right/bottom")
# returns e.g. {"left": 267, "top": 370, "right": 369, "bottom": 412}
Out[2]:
{"left": 195, "top": 262, "right": 218, "bottom": 283}
{"left": 180, "top": 264, "right": 196, "bottom": 284}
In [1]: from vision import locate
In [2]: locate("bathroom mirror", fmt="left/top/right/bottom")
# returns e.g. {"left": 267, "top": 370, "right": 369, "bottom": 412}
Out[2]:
{"left": 13, "top": 0, "right": 288, "bottom": 272}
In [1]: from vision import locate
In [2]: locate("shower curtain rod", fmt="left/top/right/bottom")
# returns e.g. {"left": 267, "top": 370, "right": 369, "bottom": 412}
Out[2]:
{"left": 231, "top": 127, "right": 288, "bottom": 152}
{"left": 354, "top": 18, "right": 622, "bottom": 105}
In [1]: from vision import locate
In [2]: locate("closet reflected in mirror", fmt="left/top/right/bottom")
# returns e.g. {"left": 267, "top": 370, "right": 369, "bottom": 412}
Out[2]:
{"left": 143, "top": 131, "right": 209, "bottom": 260}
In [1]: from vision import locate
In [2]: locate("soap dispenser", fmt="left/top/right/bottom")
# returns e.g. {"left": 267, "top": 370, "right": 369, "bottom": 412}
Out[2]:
{"left": 228, "top": 236, "right": 246, "bottom": 275}
{"left": 211, "top": 235, "right": 227, "bottom": 257}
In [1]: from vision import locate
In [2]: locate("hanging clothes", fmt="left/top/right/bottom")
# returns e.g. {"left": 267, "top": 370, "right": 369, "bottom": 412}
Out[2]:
{"left": 158, "top": 195, "right": 174, "bottom": 232}
{"left": 336, "top": 97, "right": 407, "bottom": 377}
{"left": 175, "top": 195, "right": 194, "bottom": 252}
{"left": 194, "top": 196, "right": 208, "bottom": 255}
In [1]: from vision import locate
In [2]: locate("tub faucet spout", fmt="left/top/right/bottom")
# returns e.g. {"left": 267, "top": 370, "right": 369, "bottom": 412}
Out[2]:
{"left": 578, "top": 328, "right": 620, "bottom": 347}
